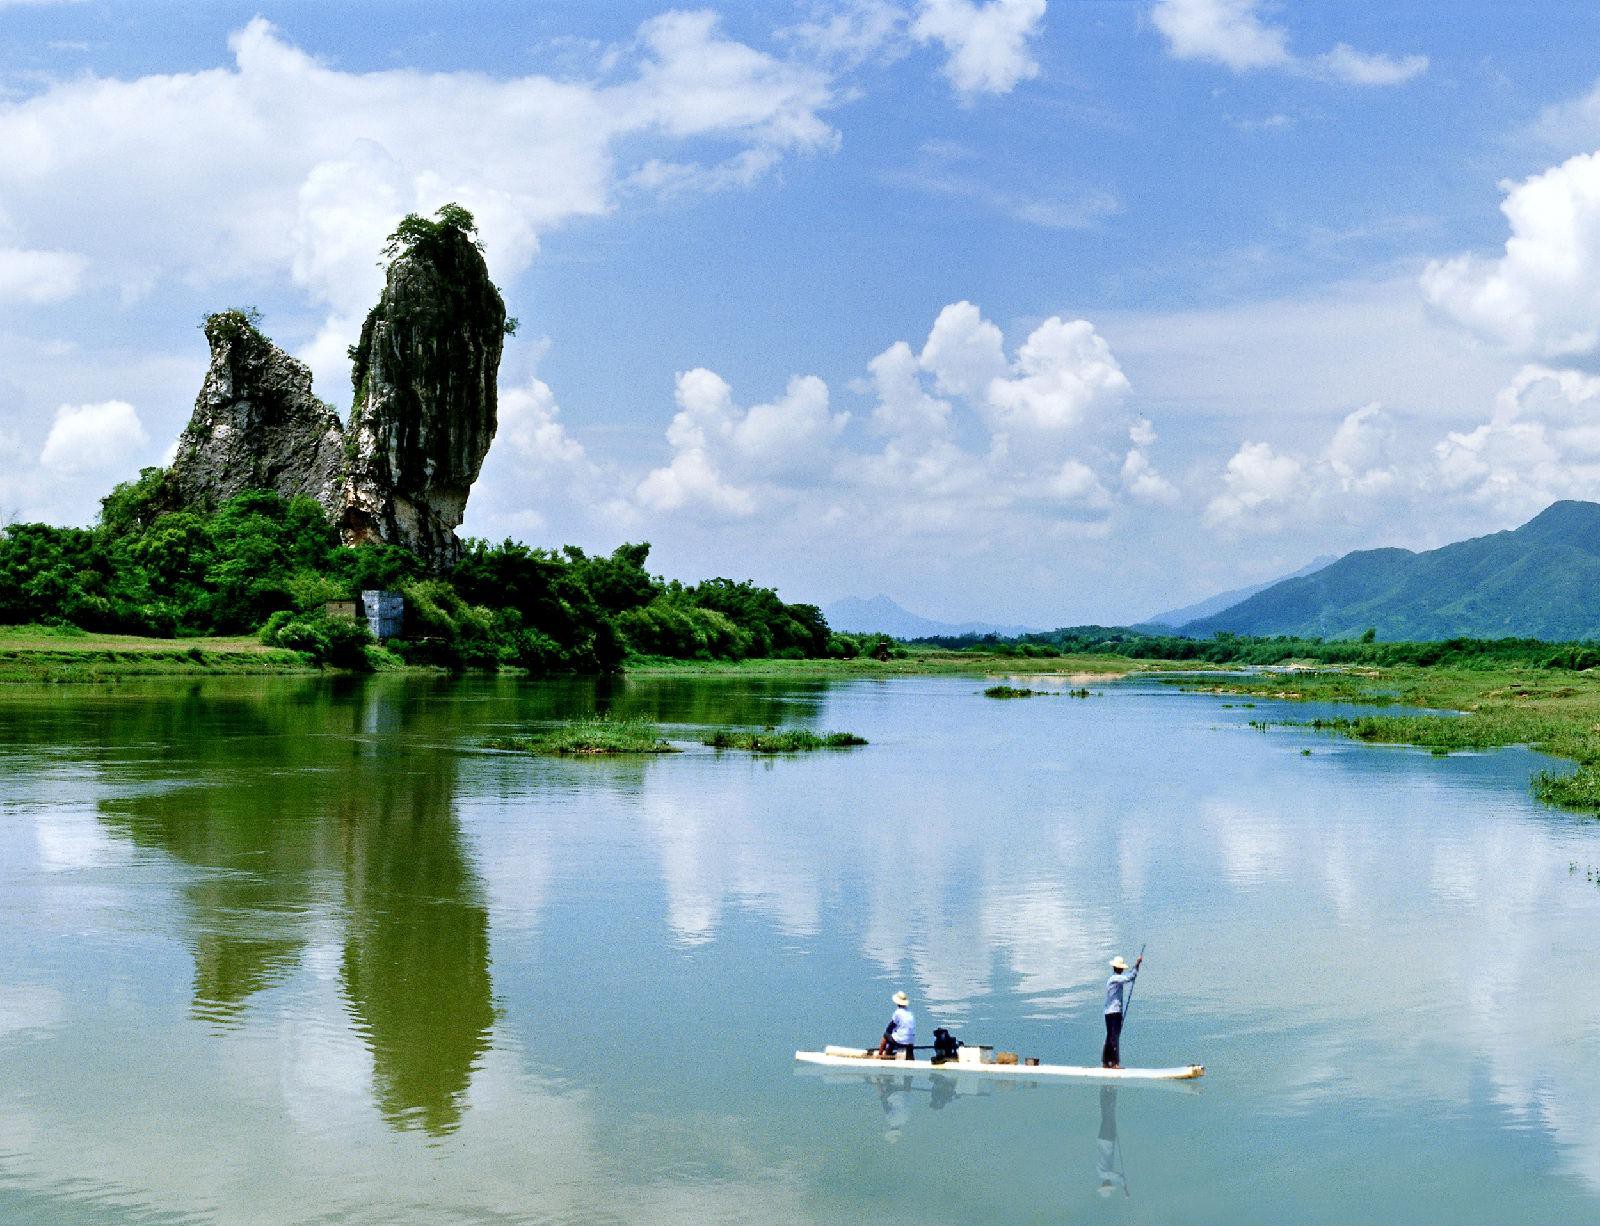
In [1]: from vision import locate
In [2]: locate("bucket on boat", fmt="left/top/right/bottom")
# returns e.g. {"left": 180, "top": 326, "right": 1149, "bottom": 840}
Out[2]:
{"left": 957, "top": 1045, "right": 991, "bottom": 1065}
{"left": 995, "top": 1051, "right": 1018, "bottom": 1065}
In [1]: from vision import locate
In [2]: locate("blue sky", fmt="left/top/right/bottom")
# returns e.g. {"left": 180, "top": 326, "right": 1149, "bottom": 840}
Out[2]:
{"left": 5, "top": 1, "right": 1600, "bottom": 624}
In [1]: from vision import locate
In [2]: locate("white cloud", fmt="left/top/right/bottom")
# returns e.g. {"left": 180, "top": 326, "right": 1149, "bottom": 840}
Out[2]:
{"left": 868, "top": 339, "right": 952, "bottom": 442}
{"left": 1150, "top": 0, "right": 1289, "bottom": 72}
{"left": 1422, "top": 151, "right": 1600, "bottom": 358}
{"left": 782, "top": 0, "right": 908, "bottom": 69}
{"left": 1150, "top": 0, "right": 1425, "bottom": 85}
{"left": 636, "top": 368, "right": 848, "bottom": 515}
{"left": 634, "top": 301, "right": 1142, "bottom": 534}
{"left": 0, "top": 15, "right": 843, "bottom": 377}
{"left": 499, "top": 376, "right": 590, "bottom": 473}
{"left": 1318, "top": 43, "right": 1427, "bottom": 87}
{"left": 1203, "top": 404, "right": 1403, "bottom": 531}
{"left": 1205, "top": 439, "right": 1305, "bottom": 527}
{"left": 0, "top": 247, "right": 87, "bottom": 303}
{"left": 919, "top": 300, "right": 1009, "bottom": 398}
{"left": 911, "top": 0, "right": 1046, "bottom": 98}
{"left": 1197, "top": 365, "right": 1600, "bottom": 543}
{"left": 38, "top": 400, "right": 149, "bottom": 474}
{"left": 1122, "top": 419, "right": 1179, "bottom": 503}
{"left": 983, "top": 315, "right": 1129, "bottom": 437}
{"left": 1432, "top": 365, "right": 1600, "bottom": 518}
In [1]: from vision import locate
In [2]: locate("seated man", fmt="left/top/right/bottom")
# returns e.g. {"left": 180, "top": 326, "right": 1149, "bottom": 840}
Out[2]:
{"left": 877, "top": 990, "right": 915, "bottom": 1059}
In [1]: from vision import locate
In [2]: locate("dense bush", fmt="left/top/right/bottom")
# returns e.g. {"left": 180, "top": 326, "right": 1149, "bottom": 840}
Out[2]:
{"left": 0, "top": 478, "right": 834, "bottom": 674}
{"left": 260, "top": 609, "right": 374, "bottom": 669}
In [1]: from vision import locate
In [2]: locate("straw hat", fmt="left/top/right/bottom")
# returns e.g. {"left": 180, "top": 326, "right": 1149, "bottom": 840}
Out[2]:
{"left": 1110, "top": 956, "right": 1127, "bottom": 971}
{"left": 892, "top": 990, "right": 910, "bottom": 1007}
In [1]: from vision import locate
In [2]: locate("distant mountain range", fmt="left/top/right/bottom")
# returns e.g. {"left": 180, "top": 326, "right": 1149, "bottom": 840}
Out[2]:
{"left": 1145, "top": 556, "right": 1337, "bottom": 628}
{"left": 824, "top": 595, "right": 1038, "bottom": 640}
{"left": 1187, "top": 500, "right": 1600, "bottom": 640}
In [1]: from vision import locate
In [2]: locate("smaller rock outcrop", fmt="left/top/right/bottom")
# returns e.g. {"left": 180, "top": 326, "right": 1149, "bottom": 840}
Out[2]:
{"left": 168, "top": 310, "right": 346, "bottom": 520}
{"left": 341, "top": 208, "right": 507, "bottom": 569}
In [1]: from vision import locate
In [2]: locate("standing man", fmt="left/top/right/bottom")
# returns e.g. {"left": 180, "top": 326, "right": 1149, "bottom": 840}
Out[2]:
{"left": 877, "top": 990, "right": 916, "bottom": 1059}
{"left": 1102, "top": 953, "right": 1142, "bottom": 1069}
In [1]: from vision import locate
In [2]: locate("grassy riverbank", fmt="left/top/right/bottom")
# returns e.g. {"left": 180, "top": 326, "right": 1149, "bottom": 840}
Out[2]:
{"left": 0, "top": 625, "right": 317, "bottom": 682}
{"left": 625, "top": 650, "right": 1154, "bottom": 679}
{"left": 1176, "top": 666, "right": 1600, "bottom": 812}
{"left": 0, "top": 625, "right": 1164, "bottom": 684}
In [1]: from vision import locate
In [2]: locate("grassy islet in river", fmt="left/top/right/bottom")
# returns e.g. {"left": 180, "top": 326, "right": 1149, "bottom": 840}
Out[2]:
{"left": 702, "top": 728, "right": 867, "bottom": 752}
{"left": 485, "top": 717, "right": 679, "bottom": 756}
{"left": 1199, "top": 665, "right": 1600, "bottom": 813}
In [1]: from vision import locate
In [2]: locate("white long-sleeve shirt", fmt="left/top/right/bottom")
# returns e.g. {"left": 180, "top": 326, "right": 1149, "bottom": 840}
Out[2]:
{"left": 1104, "top": 968, "right": 1138, "bottom": 1015}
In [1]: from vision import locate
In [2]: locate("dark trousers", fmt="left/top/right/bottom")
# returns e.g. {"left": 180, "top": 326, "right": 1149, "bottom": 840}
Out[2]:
{"left": 1102, "top": 1011, "right": 1123, "bottom": 1067}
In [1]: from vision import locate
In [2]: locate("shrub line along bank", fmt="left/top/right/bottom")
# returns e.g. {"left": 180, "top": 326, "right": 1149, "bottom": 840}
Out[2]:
{"left": 0, "top": 480, "right": 874, "bottom": 672}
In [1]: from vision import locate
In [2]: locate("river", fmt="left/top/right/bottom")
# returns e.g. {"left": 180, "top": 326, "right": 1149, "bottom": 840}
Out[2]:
{"left": 0, "top": 672, "right": 1597, "bottom": 1224}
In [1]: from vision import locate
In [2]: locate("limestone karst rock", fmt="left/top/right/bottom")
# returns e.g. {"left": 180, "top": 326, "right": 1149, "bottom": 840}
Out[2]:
{"left": 340, "top": 211, "right": 507, "bottom": 569}
{"left": 167, "top": 310, "right": 346, "bottom": 519}
{"left": 166, "top": 208, "right": 507, "bottom": 570}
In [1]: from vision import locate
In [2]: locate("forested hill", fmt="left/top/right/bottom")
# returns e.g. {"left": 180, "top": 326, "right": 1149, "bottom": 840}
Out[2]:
{"left": 1187, "top": 501, "right": 1600, "bottom": 640}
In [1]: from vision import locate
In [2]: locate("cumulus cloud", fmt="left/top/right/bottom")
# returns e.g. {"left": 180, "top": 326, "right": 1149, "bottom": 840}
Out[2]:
{"left": 636, "top": 369, "right": 848, "bottom": 515}
{"left": 1433, "top": 365, "right": 1600, "bottom": 518}
{"left": 38, "top": 401, "right": 149, "bottom": 474}
{"left": 1422, "top": 151, "right": 1600, "bottom": 358}
{"left": 1198, "top": 367, "right": 1600, "bottom": 541}
{"left": 983, "top": 315, "right": 1129, "bottom": 438}
{"left": 1204, "top": 404, "right": 1404, "bottom": 532}
{"left": 1122, "top": 418, "right": 1179, "bottom": 503}
{"left": 633, "top": 300, "right": 1156, "bottom": 537}
{"left": 910, "top": 0, "right": 1047, "bottom": 98}
{"left": 1205, "top": 439, "right": 1305, "bottom": 528}
{"left": 1151, "top": 0, "right": 1425, "bottom": 85}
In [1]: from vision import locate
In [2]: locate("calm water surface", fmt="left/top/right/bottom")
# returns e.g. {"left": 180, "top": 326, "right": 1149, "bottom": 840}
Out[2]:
{"left": 1, "top": 673, "right": 1598, "bottom": 1224}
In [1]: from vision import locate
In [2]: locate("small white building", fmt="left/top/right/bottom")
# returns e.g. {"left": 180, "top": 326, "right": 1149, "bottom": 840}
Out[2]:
{"left": 360, "top": 590, "right": 404, "bottom": 640}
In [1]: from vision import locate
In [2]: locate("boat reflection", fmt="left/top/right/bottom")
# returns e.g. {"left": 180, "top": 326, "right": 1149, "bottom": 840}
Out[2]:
{"left": 854, "top": 1071, "right": 990, "bottom": 1142}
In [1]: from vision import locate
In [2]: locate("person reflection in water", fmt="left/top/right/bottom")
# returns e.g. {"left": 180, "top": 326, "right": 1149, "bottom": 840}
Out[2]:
{"left": 875, "top": 1075, "right": 912, "bottom": 1143}
{"left": 1097, "top": 1085, "right": 1128, "bottom": 1198}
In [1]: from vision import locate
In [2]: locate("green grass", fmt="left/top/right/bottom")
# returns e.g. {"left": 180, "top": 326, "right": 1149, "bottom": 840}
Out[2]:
{"left": 702, "top": 728, "right": 867, "bottom": 752}
{"left": 627, "top": 650, "right": 1164, "bottom": 679}
{"left": 485, "top": 717, "right": 679, "bottom": 756}
{"left": 1199, "top": 661, "right": 1600, "bottom": 814}
{"left": 982, "top": 684, "right": 1055, "bottom": 699}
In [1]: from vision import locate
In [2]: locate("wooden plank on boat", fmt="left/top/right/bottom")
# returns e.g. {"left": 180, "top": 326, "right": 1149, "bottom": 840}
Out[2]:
{"left": 796, "top": 1049, "right": 1204, "bottom": 1081}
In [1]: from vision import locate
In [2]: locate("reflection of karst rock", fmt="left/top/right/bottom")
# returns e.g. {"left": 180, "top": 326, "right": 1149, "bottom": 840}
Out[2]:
{"left": 168, "top": 310, "right": 346, "bottom": 519}
{"left": 341, "top": 221, "right": 506, "bottom": 569}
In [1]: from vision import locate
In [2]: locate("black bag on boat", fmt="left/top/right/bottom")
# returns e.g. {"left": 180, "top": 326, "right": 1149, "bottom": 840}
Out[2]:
{"left": 931, "top": 1028, "right": 961, "bottom": 1062}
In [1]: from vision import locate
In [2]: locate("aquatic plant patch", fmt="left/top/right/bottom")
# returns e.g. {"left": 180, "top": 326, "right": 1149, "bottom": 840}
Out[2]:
{"left": 701, "top": 728, "right": 867, "bottom": 753}
{"left": 484, "top": 717, "right": 679, "bottom": 756}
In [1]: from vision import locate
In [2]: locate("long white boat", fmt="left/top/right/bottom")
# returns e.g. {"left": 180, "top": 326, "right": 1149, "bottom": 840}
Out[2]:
{"left": 795, "top": 1046, "right": 1204, "bottom": 1081}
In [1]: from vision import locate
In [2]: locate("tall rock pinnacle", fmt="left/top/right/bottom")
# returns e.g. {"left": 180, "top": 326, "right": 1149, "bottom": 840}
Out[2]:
{"left": 168, "top": 310, "right": 346, "bottom": 519}
{"left": 340, "top": 206, "right": 507, "bottom": 569}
